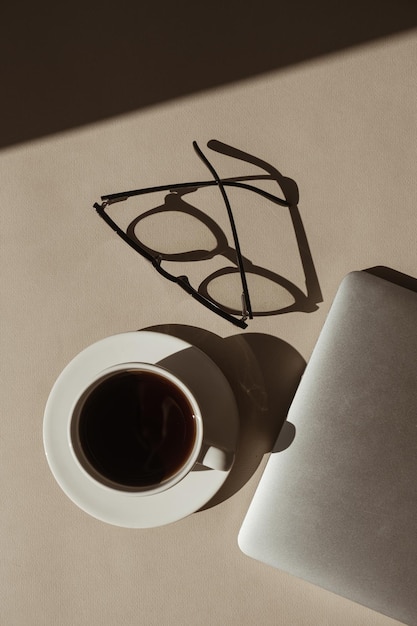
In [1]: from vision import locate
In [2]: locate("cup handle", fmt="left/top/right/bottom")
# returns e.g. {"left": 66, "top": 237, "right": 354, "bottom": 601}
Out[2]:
{"left": 198, "top": 443, "right": 234, "bottom": 472}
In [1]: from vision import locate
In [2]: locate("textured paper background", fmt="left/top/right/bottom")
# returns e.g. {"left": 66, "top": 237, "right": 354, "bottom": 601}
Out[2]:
{"left": 1, "top": 23, "right": 416, "bottom": 626}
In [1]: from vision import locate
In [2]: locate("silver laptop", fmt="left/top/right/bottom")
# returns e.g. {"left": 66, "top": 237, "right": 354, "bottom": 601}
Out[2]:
{"left": 239, "top": 270, "right": 417, "bottom": 626}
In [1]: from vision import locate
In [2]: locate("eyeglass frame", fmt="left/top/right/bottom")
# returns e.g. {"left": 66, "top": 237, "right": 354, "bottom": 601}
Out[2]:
{"left": 93, "top": 140, "right": 319, "bottom": 328}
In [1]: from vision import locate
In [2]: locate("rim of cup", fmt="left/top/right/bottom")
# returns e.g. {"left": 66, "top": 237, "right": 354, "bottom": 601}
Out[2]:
{"left": 68, "top": 362, "right": 204, "bottom": 496}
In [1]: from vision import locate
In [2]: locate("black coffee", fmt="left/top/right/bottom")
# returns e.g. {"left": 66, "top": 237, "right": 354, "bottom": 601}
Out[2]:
{"left": 73, "top": 370, "right": 197, "bottom": 490}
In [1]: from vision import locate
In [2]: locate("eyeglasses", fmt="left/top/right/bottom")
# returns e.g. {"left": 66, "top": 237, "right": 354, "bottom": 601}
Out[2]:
{"left": 93, "top": 140, "right": 322, "bottom": 328}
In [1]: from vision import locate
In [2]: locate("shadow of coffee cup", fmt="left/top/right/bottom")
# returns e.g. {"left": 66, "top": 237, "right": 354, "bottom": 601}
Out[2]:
{"left": 69, "top": 362, "right": 232, "bottom": 496}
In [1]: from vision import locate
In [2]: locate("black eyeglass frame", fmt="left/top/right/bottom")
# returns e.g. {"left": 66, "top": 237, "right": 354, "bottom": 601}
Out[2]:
{"left": 123, "top": 193, "right": 316, "bottom": 319}
{"left": 95, "top": 199, "right": 250, "bottom": 328}
{"left": 93, "top": 140, "right": 317, "bottom": 328}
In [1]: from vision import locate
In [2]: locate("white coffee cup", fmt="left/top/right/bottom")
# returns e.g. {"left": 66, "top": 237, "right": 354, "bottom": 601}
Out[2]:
{"left": 69, "top": 362, "right": 231, "bottom": 496}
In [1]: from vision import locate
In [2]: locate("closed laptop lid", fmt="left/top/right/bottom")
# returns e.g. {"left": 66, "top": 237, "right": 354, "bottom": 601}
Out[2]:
{"left": 239, "top": 271, "right": 417, "bottom": 626}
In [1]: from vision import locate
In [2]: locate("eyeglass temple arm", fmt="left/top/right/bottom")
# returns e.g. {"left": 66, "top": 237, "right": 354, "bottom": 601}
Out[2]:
{"left": 209, "top": 139, "right": 322, "bottom": 305}
{"left": 100, "top": 178, "right": 289, "bottom": 208}
{"left": 208, "top": 139, "right": 298, "bottom": 200}
{"left": 192, "top": 141, "right": 253, "bottom": 321}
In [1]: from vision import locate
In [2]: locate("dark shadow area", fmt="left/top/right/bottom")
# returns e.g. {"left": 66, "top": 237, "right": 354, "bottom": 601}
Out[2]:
{"left": 272, "top": 420, "right": 296, "bottom": 453}
{"left": 96, "top": 139, "right": 322, "bottom": 328}
{"left": 365, "top": 266, "right": 417, "bottom": 294}
{"left": 157, "top": 345, "right": 240, "bottom": 473}
{"left": 144, "top": 324, "right": 306, "bottom": 508}
{"left": 2, "top": 0, "right": 417, "bottom": 148}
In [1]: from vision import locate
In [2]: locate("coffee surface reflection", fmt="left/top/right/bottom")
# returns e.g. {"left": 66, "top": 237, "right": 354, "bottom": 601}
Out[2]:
{"left": 72, "top": 370, "right": 197, "bottom": 491}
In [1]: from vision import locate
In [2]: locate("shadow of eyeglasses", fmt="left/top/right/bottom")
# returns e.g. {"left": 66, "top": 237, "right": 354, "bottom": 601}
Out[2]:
{"left": 125, "top": 191, "right": 319, "bottom": 317}
{"left": 94, "top": 140, "right": 322, "bottom": 328}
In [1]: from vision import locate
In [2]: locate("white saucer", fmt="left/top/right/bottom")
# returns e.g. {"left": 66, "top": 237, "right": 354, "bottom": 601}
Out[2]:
{"left": 43, "top": 331, "right": 238, "bottom": 528}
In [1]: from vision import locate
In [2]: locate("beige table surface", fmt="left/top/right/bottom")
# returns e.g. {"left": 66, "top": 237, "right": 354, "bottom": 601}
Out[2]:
{"left": 1, "top": 8, "right": 417, "bottom": 625}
